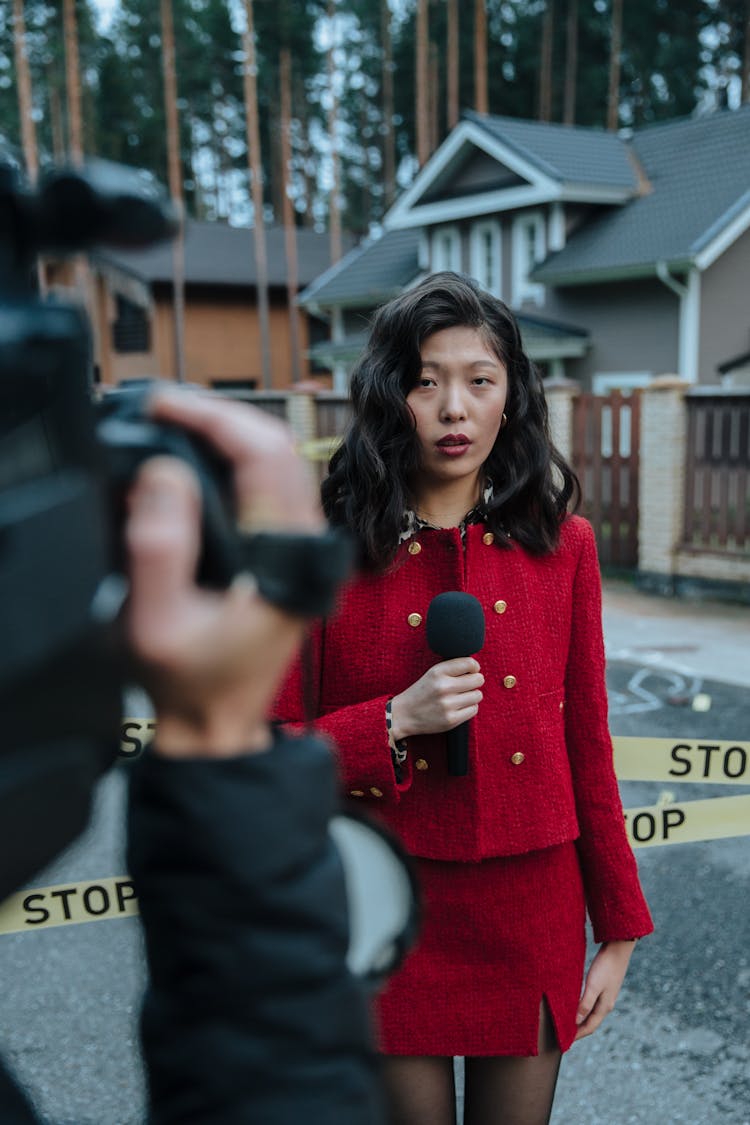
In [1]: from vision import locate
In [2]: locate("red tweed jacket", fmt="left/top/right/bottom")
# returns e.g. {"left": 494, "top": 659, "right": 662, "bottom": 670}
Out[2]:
{"left": 274, "top": 515, "right": 653, "bottom": 943}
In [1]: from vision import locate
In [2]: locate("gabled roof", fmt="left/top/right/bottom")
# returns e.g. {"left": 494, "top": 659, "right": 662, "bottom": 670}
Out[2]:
{"left": 385, "top": 112, "right": 640, "bottom": 229}
{"left": 534, "top": 105, "right": 750, "bottom": 284}
{"left": 307, "top": 309, "right": 589, "bottom": 367}
{"left": 463, "top": 111, "right": 638, "bottom": 192}
{"left": 298, "top": 227, "right": 422, "bottom": 308}
{"left": 94, "top": 219, "right": 350, "bottom": 289}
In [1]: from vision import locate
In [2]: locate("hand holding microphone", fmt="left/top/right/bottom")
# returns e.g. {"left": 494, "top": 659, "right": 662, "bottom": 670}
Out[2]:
{"left": 388, "top": 593, "right": 485, "bottom": 777}
{"left": 426, "top": 593, "right": 486, "bottom": 775}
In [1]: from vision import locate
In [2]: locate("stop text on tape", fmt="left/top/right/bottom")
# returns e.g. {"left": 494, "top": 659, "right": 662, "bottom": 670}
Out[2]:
{"left": 624, "top": 792, "right": 750, "bottom": 849}
{"left": 613, "top": 737, "right": 750, "bottom": 784}
{"left": 0, "top": 877, "right": 138, "bottom": 935}
{"left": 120, "top": 718, "right": 156, "bottom": 758}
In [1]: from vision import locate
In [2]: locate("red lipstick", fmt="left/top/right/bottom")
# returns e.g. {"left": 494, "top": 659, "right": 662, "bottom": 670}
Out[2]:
{"left": 436, "top": 434, "right": 471, "bottom": 456}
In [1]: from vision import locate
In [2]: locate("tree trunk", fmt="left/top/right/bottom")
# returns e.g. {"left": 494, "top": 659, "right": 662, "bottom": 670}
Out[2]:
{"left": 563, "top": 0, "right": 578, "bottom": 125}
{"left": 62, "top": 0, "right": 84, "bottom": 163}
{"left": 295, "top": 69, "right": 316, "bottom": 226}
{"left": 415, "top": 0, "right": 429, "bottom": 165}
{"left": 241, "top": 0, "right": 272, "bottom": 388}
{"left": 447, "top": 0, "right": 459, "bottom": 130}
{"left": 12, "top": 0, "right": 39, "bottom": 182}
{"left": 607, "top": 0, "right": 623, "bottom": 130}
{"left": 742, "top": 0, "right": 750, "bottom": 104}
{"left": 538, "top": 0, "right": 554, "bottom": 122}
{"left": 160, "top": 0, "right": 187, "bottom": 383}
{"left": 474, "top": 0, "right": 488, "bottom": 114}
{"left": 429, "top": 39, "right": 440, "bottom": 153}
{"left": 381, "top": 0, "right": 396, "bottom": 208}
{"left": 48, "top": 65, "right": 66, "bottom": 161}
{"left": 327, "top": 0, "right": 342, "bottom": 263}
{"left": 280, "top": 46, "right": 303, "bottom": 384}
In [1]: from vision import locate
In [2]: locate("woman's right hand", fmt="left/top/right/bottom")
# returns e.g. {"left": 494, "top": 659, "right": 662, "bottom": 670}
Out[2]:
{"left": 389, "top": 659, "right": 484, "bottom": 741}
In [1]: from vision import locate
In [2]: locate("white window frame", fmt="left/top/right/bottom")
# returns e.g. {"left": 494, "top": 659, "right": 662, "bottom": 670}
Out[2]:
{"left": 511, "top": 210, "right": 546, "bottom": 307}
{"left": 430, "top": 225, "right": 462, "bottom": 273}
{"left": 469, "top": 219, "right": 502, "bottom": 297}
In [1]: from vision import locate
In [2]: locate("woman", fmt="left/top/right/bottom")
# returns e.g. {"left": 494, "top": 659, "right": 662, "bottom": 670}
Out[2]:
{"left": 274, "top": 273, "right": 653, "bottom": 1125}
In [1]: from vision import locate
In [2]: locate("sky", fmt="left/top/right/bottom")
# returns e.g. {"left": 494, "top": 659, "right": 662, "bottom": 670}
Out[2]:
{"left": 91, "top": 0, "right": 118, "bottom": 33}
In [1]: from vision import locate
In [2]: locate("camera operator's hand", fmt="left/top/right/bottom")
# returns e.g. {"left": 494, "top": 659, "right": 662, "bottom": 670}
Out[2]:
{"left": 125, "top": 388, "right": 324, "bottom": 760}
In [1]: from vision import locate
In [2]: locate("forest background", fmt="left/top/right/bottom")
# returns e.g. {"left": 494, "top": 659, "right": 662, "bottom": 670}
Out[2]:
{"left": 2, "top": 0, "right": 750, "bottom": 243}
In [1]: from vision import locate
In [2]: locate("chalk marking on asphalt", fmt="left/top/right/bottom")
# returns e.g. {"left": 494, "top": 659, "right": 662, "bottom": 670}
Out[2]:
{"left": 608, "top": 665, "right": 703, "bottom": 716}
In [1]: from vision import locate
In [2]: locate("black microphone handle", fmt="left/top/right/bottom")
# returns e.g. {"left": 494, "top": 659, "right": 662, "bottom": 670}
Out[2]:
{"left": 446, "top": 722, "right": 469, "bottom": 777}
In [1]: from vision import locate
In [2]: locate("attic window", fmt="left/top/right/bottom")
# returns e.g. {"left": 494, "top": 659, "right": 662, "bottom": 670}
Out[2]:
{"left": 511, "top": 211, "right": 545, "bottom": 307}
{"left": 113, "top": 296, "right": 150, "bottom": 354}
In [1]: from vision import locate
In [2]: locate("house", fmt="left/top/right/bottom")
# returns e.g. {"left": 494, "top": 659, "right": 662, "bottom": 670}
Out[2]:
{"left": 74, "top": 219, "right": 350, "bottom": 390}
{"left": 300, "top": 105, "right": 750, "bottom": 393}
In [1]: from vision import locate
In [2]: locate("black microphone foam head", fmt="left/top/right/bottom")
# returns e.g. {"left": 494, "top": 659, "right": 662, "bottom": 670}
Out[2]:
{"left": 426, "top": 592, "right": 485, "bottom": 658}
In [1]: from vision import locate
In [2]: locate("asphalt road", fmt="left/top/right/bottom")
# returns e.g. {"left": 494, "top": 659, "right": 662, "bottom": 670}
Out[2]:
{"left": 0, "top": 661, "right": 748, "bottom": 1124}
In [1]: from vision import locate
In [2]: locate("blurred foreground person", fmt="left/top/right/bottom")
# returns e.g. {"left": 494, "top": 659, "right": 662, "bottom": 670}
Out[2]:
{"left": 0, "top": 388, "right": 385, "bottom": 1125}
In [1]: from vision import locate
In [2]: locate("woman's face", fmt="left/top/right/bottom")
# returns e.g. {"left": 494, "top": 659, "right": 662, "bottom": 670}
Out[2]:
{"left": 405, "top": 324, "right": 508, "bottom": 492}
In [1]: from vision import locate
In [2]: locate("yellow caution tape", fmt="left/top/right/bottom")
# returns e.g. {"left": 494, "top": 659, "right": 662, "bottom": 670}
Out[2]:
{"left": 0, "top": 876, "right": 138, "bottom": 935}
{"left": 2, "top": 791, "right": 749, "bottom": 933}
{"left": 625, "top": 793, "right": 750, "bottom": 849}
{"left": 120, "top": 718, "right": 156, "bottom": 758}
{"left": 298, "top": 436, "right": 342, "bottom": 461}
{"left": 0, "top": 727, "right": 741, "bottom": 935}
{"left": 613, "top": 737, "right": 750, "bottom": 785}
{"left": 121, "top": 725, "right": 750, "bottom": 784}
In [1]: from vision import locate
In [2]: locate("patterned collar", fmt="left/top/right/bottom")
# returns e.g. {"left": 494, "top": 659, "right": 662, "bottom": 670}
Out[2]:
{"left": 399, "top": 481, "right": 494, "bottom": 544}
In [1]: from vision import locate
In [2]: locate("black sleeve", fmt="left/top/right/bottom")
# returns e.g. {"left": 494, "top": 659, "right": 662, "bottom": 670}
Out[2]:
{"left": 0, "top": 1060, "right": 42, "bottom": 1124}
{"left": 127, "top": 731, "right": 385, "bottom": 1125}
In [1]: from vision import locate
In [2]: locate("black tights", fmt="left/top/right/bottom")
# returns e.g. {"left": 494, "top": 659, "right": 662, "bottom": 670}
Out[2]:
{"left": 381, "top": 1002, "right": 562, "bottom": 1125}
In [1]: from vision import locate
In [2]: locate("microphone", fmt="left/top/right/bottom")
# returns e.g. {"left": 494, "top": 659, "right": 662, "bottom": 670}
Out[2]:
{"left": 426, "top": 592, "right": 485, "bottom": 777}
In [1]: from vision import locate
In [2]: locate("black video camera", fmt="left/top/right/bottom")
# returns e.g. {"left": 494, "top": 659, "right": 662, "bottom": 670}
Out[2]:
{"left": 0, "top": 160, "right": 242, "bottom": 901}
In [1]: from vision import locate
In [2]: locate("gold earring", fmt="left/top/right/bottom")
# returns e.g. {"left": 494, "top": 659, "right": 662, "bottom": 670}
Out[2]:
{"left": 501, "top": 413, "right": 508, "bottom": 429}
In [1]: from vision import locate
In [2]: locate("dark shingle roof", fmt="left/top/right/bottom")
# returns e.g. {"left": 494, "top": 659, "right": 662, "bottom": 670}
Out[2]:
{"left": 464, "top": 110, "right": 639, "bottom": 192}
{"left": 95, "top": 219, "right": 349, "bottom": 289}
{"left": 533, "top": 105, "right": 750, "bottom": 283}
{"left": 308, "top": 313, "right": 588, "bottom": 366}
{"left": 298, "top": 227, "right": 422, "bottom": 307}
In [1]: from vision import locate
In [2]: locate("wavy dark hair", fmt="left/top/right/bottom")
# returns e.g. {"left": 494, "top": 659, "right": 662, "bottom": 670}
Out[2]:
{"left": 322, "top": 271, "right": 580, "bottom": 571}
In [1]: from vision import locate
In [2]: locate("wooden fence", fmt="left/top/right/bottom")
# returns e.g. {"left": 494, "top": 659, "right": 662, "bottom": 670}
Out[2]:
{"left": 683, "top": 391, "right": 749, "bottom": 555}
{"left": 572, "top": 390, "right": 641, "bottom": 569}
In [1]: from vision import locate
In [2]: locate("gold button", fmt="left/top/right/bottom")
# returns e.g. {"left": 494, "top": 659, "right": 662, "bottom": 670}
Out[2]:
{"left": 510, "top": 752, "right": 525, "bottom": 765}
{"left": 407, "top": 613, "right": 423, "bottom": 628}
{"left": 369, "top": 786, "right": 383, "bottom": 798}
{"left": 482, "top": 532, "right": 495, "bottom": 545}
{"left": 493, "top": 600, "right": 507, "bottom": 615}
{"left": 559, "top": 700, "right": 564, "bottom": 711}
{"left": 415, "top": 758, "right": 429, "bottom": 771}
{"left": 503, "top": 675, "right": 517, "bottom": 689}
{"left": 349, "top": 790, "right": 364, "bottom": 797}
{"left": 408, "top": 541, "right": 422, "bottom": 555}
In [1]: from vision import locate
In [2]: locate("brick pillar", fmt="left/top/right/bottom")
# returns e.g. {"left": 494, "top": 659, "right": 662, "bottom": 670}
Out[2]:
{"left": 637, "top": 377, "right": 689, "bottom": 593}
{"left": 544, "top": 377, "right": 579, "bottom": 466}
{"left": 286, "top": 389, "right": 317, "bottom": 447}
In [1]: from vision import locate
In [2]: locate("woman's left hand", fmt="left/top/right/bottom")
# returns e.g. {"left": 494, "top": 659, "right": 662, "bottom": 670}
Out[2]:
{"left": 574, "top": 939, "right": 637, "bottom": 1040}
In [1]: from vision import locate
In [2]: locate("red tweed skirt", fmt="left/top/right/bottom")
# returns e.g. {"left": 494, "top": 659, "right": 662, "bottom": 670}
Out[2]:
{"left": 374, "top": 842, "right": 586, "bottom": 1057}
